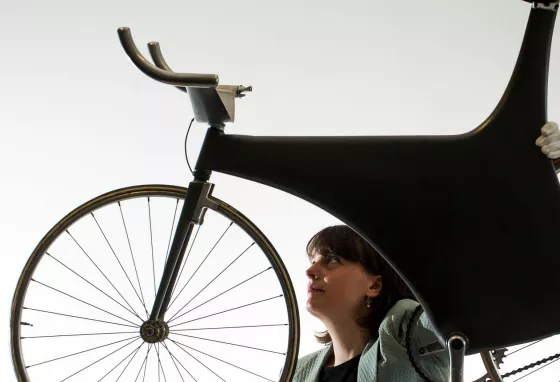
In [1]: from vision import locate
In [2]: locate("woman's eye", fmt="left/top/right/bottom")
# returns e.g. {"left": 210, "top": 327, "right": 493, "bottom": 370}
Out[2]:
{"left": 327, "top": 255, "right": 340, "bottom": 263}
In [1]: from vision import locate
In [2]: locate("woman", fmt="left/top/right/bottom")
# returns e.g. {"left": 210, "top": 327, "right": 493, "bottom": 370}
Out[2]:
{"left": 290, "top": 122, "right": 560, "bottom": 382}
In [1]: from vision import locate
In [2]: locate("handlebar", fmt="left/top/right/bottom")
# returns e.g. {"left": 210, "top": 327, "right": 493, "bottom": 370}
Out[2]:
{"left": 117, "top": 27, "right": 219, "bottom": 88}
{"left": 147, "top": 41, "right": 187, "bottom": 93}
{"left": 117, "top": 27, "right": 253, "bottom": 125}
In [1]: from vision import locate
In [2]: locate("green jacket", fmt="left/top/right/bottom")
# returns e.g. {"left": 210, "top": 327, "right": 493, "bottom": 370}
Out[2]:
{"left": 291, "top": 299, "right": 449, "bottom": 382}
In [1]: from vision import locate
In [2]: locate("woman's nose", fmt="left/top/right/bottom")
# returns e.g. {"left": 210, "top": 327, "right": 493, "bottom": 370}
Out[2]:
{"left": 306, "top": 265, "right": 319, "bottom": 280}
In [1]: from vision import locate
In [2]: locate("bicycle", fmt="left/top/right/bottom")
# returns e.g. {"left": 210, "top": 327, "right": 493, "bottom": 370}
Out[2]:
{"left": 10, "top": 1, "right": 560, "bottom": 381}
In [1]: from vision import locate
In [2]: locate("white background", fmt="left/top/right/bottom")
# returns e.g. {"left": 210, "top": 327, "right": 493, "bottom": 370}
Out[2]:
{"left": 2, "top": 0, "right": 560, "bottom": 380}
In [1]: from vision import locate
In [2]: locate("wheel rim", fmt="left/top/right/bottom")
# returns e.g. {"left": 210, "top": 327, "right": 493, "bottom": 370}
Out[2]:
{"left": 11, "top": 185, "right": 299, "bottom": 381}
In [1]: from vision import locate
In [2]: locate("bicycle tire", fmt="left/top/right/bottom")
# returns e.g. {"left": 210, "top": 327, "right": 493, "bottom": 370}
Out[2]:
{"left": 10, "top": 184, "right": 300, "bottom": 382}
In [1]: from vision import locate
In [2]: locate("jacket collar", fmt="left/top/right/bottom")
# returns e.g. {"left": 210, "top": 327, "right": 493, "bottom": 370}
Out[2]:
{"left": 305, "top": 344, "right": 333, "bottom": 382}
{"left": 358, "top": 338, "right": 379, "bottom": 382}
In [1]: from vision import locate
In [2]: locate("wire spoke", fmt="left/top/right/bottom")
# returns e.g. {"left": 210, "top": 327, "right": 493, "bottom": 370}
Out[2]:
{"left": 31, "top": 279, "right": 139, "bottom": 327}
{"left": 169, "top": 323, "right": 288, "bottom": 332}
{"left": 116, "top": 342, "right": 145, "bottom": 381}
{"left": 169, "top": 265, "right": 271, "bottom": 324}
{"left": 134, "top": 344, "right": 152, "bottom": 382}
{"left": 91, "top": 212, "right": 149, "bottom": 318}
{"left": 142, "top": 346, "right": 150, "bottom": 382}
{"left": 154, "top": 343, "right": 168, "bottom": 382}
{"left": 23, "top": 307, "right": 138, "bottom": 328}
{"left": 26, "top": 335, "right": 139, "bottom": 368}
{"left": 166, "top": 338, "right": 226, "bottom": 382}
{"left": 167, "top": 225, "right": 201, "bottom": 310}
{"left": 66, "top": 228, "right": 141, "bottom": 319}
{"left": 22, "top": 331, "right": 138, "bottom": 339}
{"left": 59, "top": 337, "right": 141, "bottom": 382}
{"left": 164, "top": 199, "right": 180, "bottom": 266}
{"left": 170, "top": 294, "right": 283, "bottom": 328}
{"left": 118, "top": 201, "right": 149, "bottom": 318}
{"left": 98, "top": 341, "right": 144, "bottom": 381}
{"left": 161, "top": 341, "right": 188, "bottom": 382}
{"left": 45, "top": 252, "right": 142, "bottom": 321}
{"left": 507, "top": 340, "right": 543, "bottom": 357}
{"left": 170, "top": 337, "right": 275, "bottom": 381}
{"left": 156, "top": 344, "right": 161, "bottom": 382}
{"left": 166, "top": 222, "right": 233, "bottom": 313}
{"left": 169, "top": 332, "right": 284, "bottom": 355}
{"left": 169, "top": 324, "right": 289, "bottom": 333}
{"left": 510, "top": 357, "right": 560, "bottom": 382}
{"left": 167, "top": 242, "right": 255, "bottom": 322}
{"left": 148, "top": 198, "right": 157, "bottom": 299}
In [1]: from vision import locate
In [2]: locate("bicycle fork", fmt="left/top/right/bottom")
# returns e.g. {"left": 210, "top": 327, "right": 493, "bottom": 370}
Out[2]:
{"left": 149, "top": 180, "right": 216, "bottom": 323}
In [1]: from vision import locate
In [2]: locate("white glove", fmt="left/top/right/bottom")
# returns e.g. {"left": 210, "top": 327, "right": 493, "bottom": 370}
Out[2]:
{"left": 536, "top": 121, "right": 560, "bottom": 160}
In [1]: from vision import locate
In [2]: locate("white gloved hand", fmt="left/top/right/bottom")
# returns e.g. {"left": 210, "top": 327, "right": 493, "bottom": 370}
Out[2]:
{"left": 536, "top": 121, "right": 560, "bottom": 160}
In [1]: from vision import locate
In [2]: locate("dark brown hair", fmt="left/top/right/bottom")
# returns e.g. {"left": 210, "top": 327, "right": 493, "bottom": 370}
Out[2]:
{"left": 306, "top": 224, "right": 417, "bottom": 344}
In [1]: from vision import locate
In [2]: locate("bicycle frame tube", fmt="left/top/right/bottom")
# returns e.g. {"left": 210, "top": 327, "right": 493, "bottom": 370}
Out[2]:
{"left": 194, "top": 6, "right": 560, "bottom": 356}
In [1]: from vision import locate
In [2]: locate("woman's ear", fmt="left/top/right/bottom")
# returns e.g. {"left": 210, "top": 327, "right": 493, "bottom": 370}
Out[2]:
{"left": 368, "top": 275, "right": 383, "bottom": 297}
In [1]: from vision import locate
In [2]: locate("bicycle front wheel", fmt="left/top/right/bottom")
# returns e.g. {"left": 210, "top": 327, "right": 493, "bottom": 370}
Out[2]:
{"left": 11, "top": 184, "right": 300, "bottom": 382}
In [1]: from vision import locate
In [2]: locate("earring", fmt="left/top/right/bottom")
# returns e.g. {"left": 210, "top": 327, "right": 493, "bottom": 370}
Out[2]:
{"left": 366, "top": 296, "right": 372, "bottom": 308}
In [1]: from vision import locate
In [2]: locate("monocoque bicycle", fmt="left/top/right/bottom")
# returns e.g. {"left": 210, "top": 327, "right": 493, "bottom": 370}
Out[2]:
{"left": 10, "top": 1, "right": 560, "bottom": 381}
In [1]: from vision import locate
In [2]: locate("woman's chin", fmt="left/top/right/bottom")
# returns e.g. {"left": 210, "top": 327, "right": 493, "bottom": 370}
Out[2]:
{"left": 306, "top": 300, "right": 325, "bottom": 317}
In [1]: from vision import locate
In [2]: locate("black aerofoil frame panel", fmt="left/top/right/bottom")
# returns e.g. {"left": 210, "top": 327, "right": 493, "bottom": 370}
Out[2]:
{"left": 194, "top": 7, "right": 560, "bottom": 354}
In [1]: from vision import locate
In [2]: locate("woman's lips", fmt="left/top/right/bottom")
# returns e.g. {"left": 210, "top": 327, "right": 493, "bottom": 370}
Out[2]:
{"left": 308, "top": 285, "right": 325, "bottom": 293}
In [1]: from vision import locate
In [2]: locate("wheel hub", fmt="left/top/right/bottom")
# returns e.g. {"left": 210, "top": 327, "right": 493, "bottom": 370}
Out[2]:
{"left": 140, "top": 320, "right": 169, "bottom": 343}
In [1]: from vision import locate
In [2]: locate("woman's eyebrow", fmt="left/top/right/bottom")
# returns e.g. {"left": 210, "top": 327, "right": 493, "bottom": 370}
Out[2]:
{"left": 308, "top": 252, "right": 330, "bottom": 262}
{"left": 308, "top": 252, "right": 321, "bottom": 261}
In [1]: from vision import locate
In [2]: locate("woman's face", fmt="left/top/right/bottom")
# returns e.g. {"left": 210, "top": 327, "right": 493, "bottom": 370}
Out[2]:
{"left": 305, "top": 250, "right": 381, "bottom": 322}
